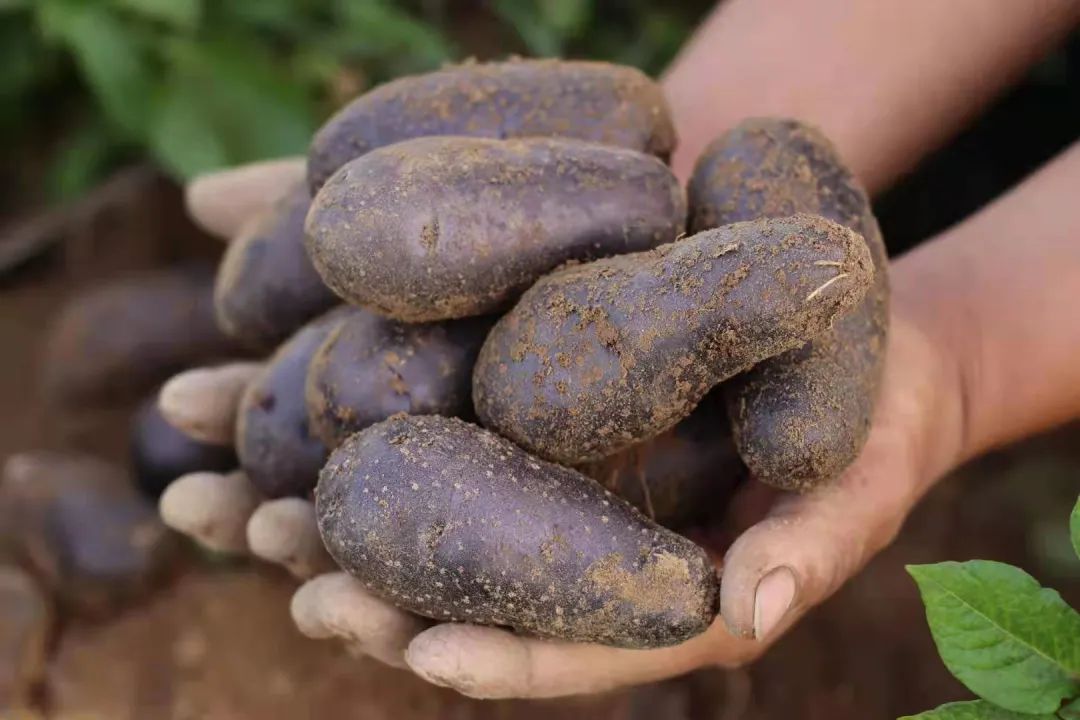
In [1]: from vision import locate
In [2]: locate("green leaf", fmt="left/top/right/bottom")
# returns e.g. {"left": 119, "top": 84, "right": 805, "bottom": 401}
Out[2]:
{"left": 899, "top": 699, "right": 1058, "bottom": 719}
{"left": 0, "top": 15, "right": 43, "bottom": 100}
{"left": 492, "top": 0, "right": 561, "bottom": 57}
{"left": 1059, "top": 696, "right": 1080, "bottom": 719}
{"left": 36, "top": 0, "right": 157, "bottom": 136}
{"left": 1070, "top": 495, "right": 1079, "bottom": 561}
{"left": 46, "top": 118, "right": 121, "bottom": 200}
{"left": 211, "top": 0, "right": 306, "bottom": 35}
{"left": 541, "top": 0, "right": 589, "bottom": 39}
{"left": 334, "top": 0, "right": 453, "bottom": 72}
{"left": 151, "top": 37, "right": 315, "bottom": 178}
{"left": 111, "top": 0, "right": 202, "bottom": 29}
{"left": 148, "top": 76, "right": 228, "bottom": 178}
{"left": 907, "top": 561, "right": 1080, "bottom": 714}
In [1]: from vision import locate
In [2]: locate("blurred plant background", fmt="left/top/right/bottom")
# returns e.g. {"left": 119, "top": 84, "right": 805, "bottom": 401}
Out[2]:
{"left": 0, "top": 0, "right": 711, "bottom": 209}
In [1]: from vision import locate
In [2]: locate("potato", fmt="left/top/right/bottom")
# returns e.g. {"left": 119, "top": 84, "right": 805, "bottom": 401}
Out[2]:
{"left": 236, "top": 307, "right": 354, "bottom": 498}
{"left": 307, "top": 58, "right": 675, "bottom": 192}
{"left": 580, "top": 394, "right": 745, "bottom": 530}
{"left": 305, "top": 309, "right": 493, "bottom": 448}
{"left": 316, "top": 414, "right": 718, "bottom": 648}
{"left": 42, "top": 264, "right": 244, "bottom": 406}
{"left": 687, "top": 118, "right": 890, "bottom": 489}
{"left": 214, "top": 182, "right": 339, "bottom": 350}
{"left": 1, "top": 453, "right": 174, "bottom": 617}
{"left": 305, "top": 136, "right": 685, "bottom": 322}
{"left": 130, "top": 396, "right": 237, "bottom": 499}
{"left": 473, "top": 214, "right": 874, "bottom": 465}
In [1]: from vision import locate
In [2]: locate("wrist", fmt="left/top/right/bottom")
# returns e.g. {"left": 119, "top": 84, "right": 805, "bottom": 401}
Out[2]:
{"left": 887, "top": 255, "right": 975, "bottom": 485}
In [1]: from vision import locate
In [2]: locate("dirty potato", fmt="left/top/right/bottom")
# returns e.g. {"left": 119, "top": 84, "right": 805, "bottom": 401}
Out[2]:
{"left": 236, "top": 307, "right": 354, "bottom": 498}
{"left": 42, "top": 265, "right": 243, "bottom": 407}
{"left": 473, "top": 214, "right": 874, "bottom": 465}
{"left": 307, "top": 58, "right": 675, "bottom": 192}
{"left": 214, "top": 182, "right": 339, "bottom": 350}
{"left": 316, "top": 414, "right": 719, "bottom": 648}
{"left": 305, "top": 136, "right": 685, "bottom": 322}
{"left": 688, "top": 118, "right": 889, "bottom": 490}
{"left": 305, "top": 309, "right": 493, "bottom": 448}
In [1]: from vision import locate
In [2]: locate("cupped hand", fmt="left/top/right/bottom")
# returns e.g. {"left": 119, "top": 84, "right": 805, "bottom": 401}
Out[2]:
{"left": 156, "top": 159, "right": 969, "bottom": 698}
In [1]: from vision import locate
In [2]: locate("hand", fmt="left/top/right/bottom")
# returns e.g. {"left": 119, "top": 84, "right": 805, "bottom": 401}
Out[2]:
{"left": 160, "top": 157, "right": 965, "bottom": 698}
{"left": 163, "top": 158, "right": 434, "bottom": 668}
{"left": 394, "top": 139, "right": 1080, "bottom": 697}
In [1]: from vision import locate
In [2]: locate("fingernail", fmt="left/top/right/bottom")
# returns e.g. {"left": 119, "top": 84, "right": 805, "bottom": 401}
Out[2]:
{"left": 753, "top": 566, "right": 796, "bottom": 640}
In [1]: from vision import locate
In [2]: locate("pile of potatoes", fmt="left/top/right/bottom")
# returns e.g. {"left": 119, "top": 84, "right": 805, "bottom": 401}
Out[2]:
{"left": 162, "top": 59, "right": 888, "bottom": 650}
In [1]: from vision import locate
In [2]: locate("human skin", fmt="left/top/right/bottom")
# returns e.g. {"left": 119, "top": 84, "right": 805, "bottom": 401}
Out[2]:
{"left": 167, "top": 0, "right": 1080, "bottom": 700}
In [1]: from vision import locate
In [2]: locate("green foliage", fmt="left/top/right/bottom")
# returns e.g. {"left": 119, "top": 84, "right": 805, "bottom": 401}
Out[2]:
{"left": 901, "top": 700, "right": 1058, "bottom": 720}
{"left": 905, "top": 499, "right": 1080, "bottom": 719}
{"left": 1071, "top": 496, "right": 1079, "bottom": 560}
{"left": 0, "top": 0, "right": 711, "bottom": 200}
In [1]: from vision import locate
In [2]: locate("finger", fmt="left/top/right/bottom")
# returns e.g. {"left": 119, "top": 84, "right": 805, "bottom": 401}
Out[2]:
{"left": 246, "top": 498, "right": 335, "bottom": 579}
{"left": 720, "top": 320, "right": 942, "bottom": 640}
{"left": 158, "top": 363, "right": 263, "bottom": 446}
{"left": 718, "top": 444, "right": 914, "bottom": 641}
{"left": 290, "top": 573, "right": 430, "bottom": 669}
{"left": 159, "top": 471, "right": 260, "bottom": 554}
{"left": 405, "top": 620, "right": 757, "bottom": 699}
{"left": 186, "top": 157, "right": 306, "bottom": 240}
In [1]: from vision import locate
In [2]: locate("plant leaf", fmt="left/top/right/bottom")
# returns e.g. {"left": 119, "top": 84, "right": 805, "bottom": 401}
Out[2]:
{"left": 899, "top": 699, "right": 1058, "bottom": 719}
{"left": 1059, "top": 696, "right": 1080, "bottom": 719}
{"left": 36, "top": 0, "right": 156, "bottom": 136}
{"left": 1071, "top": 495, "right": 1079, "bottom": 561}
{"left": 153, "top": 36, "right": 315, "bottom": 177}
{"left": 111, "top": 0, "right": 202, "bottom": 29}
{"left": 907, "top": 561, "right": 1080, "bottom": 714}
{"left": 334, "top": 0, "right": 453, "bottom": 74}
{"left": 46, "top": 118, "right": 122, "bottom": 200}
{"left": 492, "top": 0, "right": 560, "bottom": 57}
{"left": 148, "top": 76, "right": 228, "bottom": 179}
{"left": 541, "top": 0, "right": 589, "bottom": 40}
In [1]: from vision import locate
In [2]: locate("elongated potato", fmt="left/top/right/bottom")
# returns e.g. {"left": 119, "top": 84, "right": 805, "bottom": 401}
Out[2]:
{"left": 473, "top": 214, "right": 873, "bottom": 465}
{"left": 42, "top": 264, "right": 244, "bottom": 406}
{"left": 316, "top": 415, "right": 718, "bottom": 648}
{"left": 236, "top": 307, "right": 354, "bottom": 498}
{"left": 305, "top": 309, "right": 492, "bottom": 448}
{"left": 688, "top": 118, "right": 890, "bottom": 489}
{"left": 307, "top": 58, "right": 675, "bottom": 192}
{"left": 1, "top": 453, "right": 174, "bottom": 617}
{"left": 580, "top": 394, "right": 744, "bottom": 530}
{"left": 305, "top": 136, "right": 685, "bottom": 322}
{"left": 130, "top": 396, "right": 236, "bottom": 499}
{"left": 214, "top": 182, "right": 339, "bottom": 350}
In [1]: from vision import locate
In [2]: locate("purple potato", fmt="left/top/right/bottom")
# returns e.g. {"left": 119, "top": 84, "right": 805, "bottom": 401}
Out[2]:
{"left": 214, "top": 182, "right": 339, "bottom": 350}
{"left": 473, "top": 215, "right": 873, "bottom": 465}
{"left": 316, "top": 415, "right": 719, "bottom": 649}
{"left": 306, "top": 136, "right": 685, "bottom": 322}
{"left": 307, "top": 58, "right": 675, "bottom": 192}
{"left": 687, "top": 118, "right": 889, "bottom": 489}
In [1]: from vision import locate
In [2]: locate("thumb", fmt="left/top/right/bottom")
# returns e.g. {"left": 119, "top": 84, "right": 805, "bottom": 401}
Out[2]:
{"left": 720, "top": 442, "right": 915, "bottom": 640}
{"left": 720, "top": 320, "right": 952, "bottom": 639}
